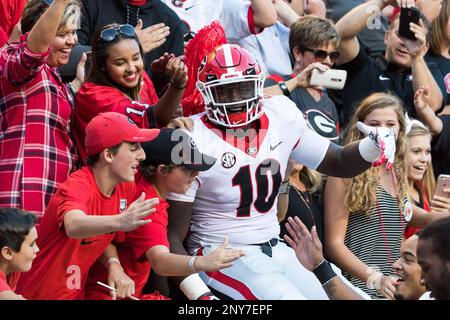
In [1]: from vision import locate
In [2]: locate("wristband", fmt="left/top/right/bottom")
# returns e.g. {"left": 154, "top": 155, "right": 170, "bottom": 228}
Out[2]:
{"left": 106, "top": 258, "right": 121, "bottom": 266}
{"left": 366, "top": 271, "right": 383, "bottom": 290}
{"left": 171, "top": 80, "right": 187, "bottom": 90}
{"left": 188, "top": 255, "right": 197, "bottom": 272}
{"left": 279, "top": 181, "right": 291, "bottom": 194}
{"left": 179, "top": 273, "right": 211, "bottom": 300}
{"left": 312, "top": 259, "right": 337, "bottom": 285}
{"left": 278, "top": 82, "right": 290, "bottom": 97}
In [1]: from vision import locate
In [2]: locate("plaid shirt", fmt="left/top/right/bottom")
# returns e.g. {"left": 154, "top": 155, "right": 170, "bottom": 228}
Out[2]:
{"left": 0, "top": 35, "right": 77, "bottom": 219}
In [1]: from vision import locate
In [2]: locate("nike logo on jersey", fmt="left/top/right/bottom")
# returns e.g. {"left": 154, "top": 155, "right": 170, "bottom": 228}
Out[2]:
{"left": 184, "top": 5, "right": 196, "bottom": 10}
{"left": 80, "top": 239, "right": 99, "bottom": 246}
{"left": 270, "top": 141, "right": 283, "bottom": 151}
{"left": 379, "top": 75, "right": 390, "bottom": 81}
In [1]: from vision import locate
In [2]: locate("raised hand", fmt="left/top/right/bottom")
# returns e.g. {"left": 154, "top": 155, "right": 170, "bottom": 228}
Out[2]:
{"left": 283, "top": 216, "right": 323, "bottom": 271}
{"left": 166, "top": 56, "right": 188, "bottom": 89}
{"left": 402, "top": 20, "right": 427, "bottom": 59}
{"left": 356, "top": 122, "right": 396, "bottom": 170}
{"left": 114, "top": 192, "right": 158, "bottom": 232}
{"left": 196, "top": 237, "right": 245, "bottom": 272}
{"left": 295, "top": 62, "right": 329, "bottom": 89}
{"left": 414, "top": 85, "right": 430, "bottom": 111}
{"left": 135, "top": 20, "right": 170, "bottom": 54}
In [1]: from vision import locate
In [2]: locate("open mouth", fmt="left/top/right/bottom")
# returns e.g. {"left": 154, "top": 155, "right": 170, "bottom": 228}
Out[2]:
{"left": 124, "top": 73, "right": 138, "bottom": 82}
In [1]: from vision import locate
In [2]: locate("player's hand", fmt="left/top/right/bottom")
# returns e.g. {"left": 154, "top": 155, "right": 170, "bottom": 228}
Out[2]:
{"left": 167, "top": 117, "right": 194, "bottom": 131}
{"left": 356, "top": 122, "right": 396, "bottom": 170}
{"left": 135, "top": 20, "right": 170, "bottom": 54}
{"left": 107, "top": 262, "right": 135, "bottom": 300}
{"left": 283, "top": 216, "right": 323, "bottom": 271}
{"left": 197, "top": 237, "right": 245, "bottom": 272}
{"left": 114, "top": 193, "right": 158, "bottom": 232}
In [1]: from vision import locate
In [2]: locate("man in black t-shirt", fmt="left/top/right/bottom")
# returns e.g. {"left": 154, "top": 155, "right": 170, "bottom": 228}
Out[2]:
{"left": 334, "top": 0, "right": 445, "bottom": 128}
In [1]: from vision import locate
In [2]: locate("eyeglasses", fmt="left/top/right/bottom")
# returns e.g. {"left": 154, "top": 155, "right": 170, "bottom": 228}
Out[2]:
{"left": 100, "top": 24, "right": 136, "bottom": 42}
{"left": 302, "top": 47, "right": 340, "bottom": 62}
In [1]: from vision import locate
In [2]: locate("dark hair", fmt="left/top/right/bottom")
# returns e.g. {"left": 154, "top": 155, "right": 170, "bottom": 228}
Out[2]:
{"left": 86, "top": 142, "right": 122, "bottom": 167}
{"left": 419, "top": 216, "right": 450, "bottom": 262}
{"left": 0, "top": 208, "right": 36, "bottom": 252}
{"left": 88, "top": 23, "right": 144, "bottom": 101}
{"left": 141, "top": 164, "right": 176, "bottom": 183}
{"left": 21, "top": 0, "right": 81, "bottom": 34}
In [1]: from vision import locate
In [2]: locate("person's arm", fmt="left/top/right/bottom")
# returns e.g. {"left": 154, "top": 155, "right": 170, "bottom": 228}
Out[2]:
{"left": 146, "top": 239, "right": 245, "bottom": 277}
{"left": 324, "top": 177, "right": 396, "bottom": 299}
{"left": 250, "top": 0, "right": 277, "bottom": 29}
{"left": 135, "top": 20, "right": 170, "bottom": 55}
{"left": 272, "top": 0, "right": 301, "bottom": 28}
{"left": 63, "top": 193, "right": 158, "bottom": 238}
{"left": 414, "top": 85, "right": 443, "bottom": 135}
{"left": 98, "top": 244, "right": 135, "bottom": 300}
{"left": 406, "top": 21, "right": 443, "bottom": 112}
{"left": 283, "top": 215, "right": 364, "bottom": 300}
{"left": 408, "top": 204, "right": 450, "bottom": 228}
{"left": 27, "top": 0, "right": 68, "bottom": 53}
{"left": 263, "top": 62, "right": 329, "bottom": 96}
{"left": 153, "top": 56, "right": 188, "bottom": 127}
{"left": 304, "top": 0, "right": 327, "bottom": 18}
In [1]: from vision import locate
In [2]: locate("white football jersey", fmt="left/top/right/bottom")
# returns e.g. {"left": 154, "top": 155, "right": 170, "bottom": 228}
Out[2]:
{"left": 168, "top": 95, "right": 330, "bottom": 247}
{"left": 161, "top": 0, "right": 257, "bottom": 41}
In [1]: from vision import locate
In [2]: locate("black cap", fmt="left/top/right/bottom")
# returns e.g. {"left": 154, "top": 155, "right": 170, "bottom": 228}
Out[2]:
{"left": 141, "top": 128, "right": 216, "bottom": 171}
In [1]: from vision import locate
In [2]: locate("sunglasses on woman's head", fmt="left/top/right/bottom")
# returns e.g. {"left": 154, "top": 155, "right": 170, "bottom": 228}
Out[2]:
{"left": 100, "top": 24, "right": 136, "bottom": 42}
{"left": 302, "top": 47, "right": 340, "bottom": 62}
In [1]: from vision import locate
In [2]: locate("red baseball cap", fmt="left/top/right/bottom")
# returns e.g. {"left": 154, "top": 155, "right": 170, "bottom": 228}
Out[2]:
{"left": 85, "top": 112, "right": 160, "bottom": 156}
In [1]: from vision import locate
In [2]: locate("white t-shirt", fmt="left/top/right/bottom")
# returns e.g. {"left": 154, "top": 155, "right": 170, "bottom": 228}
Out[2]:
{"left": 161, "top": 0, "right": 259, "bottom": 41}
{"left": 168, "top": 95, "right": 330, "bottom": 248}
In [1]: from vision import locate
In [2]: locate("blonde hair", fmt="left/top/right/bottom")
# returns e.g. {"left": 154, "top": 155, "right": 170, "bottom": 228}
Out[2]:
{"left": 430, "top": 0, "right": 450, "bottom": 54}
{"left": 291, "top": 166, "right": 322, "bottom": 193}
{"left": 406, "top": 124, "right": 436, "bottom": 204}
{"left": 344, "top": 93, "right": 408, "bottom": 214}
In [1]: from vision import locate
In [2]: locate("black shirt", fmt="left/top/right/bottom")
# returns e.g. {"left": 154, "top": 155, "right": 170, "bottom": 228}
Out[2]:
{"left": 432, "top": 115, "right": 450, "bottom": 176}
{"left": 337, "top": 49, "right": 446, "bottom": 127}
{"left": 426, "top": 53, "right": 450, "bottom": 106}
{"left": 78, "top": 0, "right": 184, "bottom": 92}
{"left": 265, "top": 74, "right": 340, "bottom": 142}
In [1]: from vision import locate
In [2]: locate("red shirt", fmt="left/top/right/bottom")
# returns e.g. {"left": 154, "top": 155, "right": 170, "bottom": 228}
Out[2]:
{"left": 84, "top": 175, "right": 169, "bottom": 299}
{"left": 0, "top": 34, "right": 77, "bottom": 218}
{"left": 16, "top": 167, "right": 136, "bottom": 300}
{"left": 74, "top": 72, "right": 159, "bottom": 163}
{"left": 0, "top": 0, "right": 27, "bottom": 46}
{"left": 0, "top": 271, "right": 12, "bottom": 293}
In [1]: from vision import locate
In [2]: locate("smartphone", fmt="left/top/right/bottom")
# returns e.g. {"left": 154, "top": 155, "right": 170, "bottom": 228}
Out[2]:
{"left": 309, "top": 69, "right": 347, "bottom": 90}
{"left": 434, "top": 174, "right": 450, "bottom": 198}
{"left": 398, "top": 7, "right": 421, "bottom": 40}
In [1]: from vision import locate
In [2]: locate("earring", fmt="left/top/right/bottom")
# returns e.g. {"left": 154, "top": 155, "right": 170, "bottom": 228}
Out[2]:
{"left": 294, "top": 61, "right": 302, "bottom": 70}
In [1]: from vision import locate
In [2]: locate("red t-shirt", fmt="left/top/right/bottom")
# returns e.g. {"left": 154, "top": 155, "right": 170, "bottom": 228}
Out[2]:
{"left": 83, "top": 175, "right": 169, "bottom": 299}
{"left": 0, "top": 271, "right": 12, "bottom": 293}
{"left": 74, "top": 72, "right": 159, "bottom": 163}
{"left": 16, "top": 167, "right": 136, "bottom": 300}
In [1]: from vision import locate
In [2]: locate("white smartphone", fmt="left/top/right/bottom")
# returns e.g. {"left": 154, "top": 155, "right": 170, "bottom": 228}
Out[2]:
{"left": 434, "top": 174, "right": 450, "bottom": 198}
{"left": 309, "top": 69, "right": 347, "bottom": 90}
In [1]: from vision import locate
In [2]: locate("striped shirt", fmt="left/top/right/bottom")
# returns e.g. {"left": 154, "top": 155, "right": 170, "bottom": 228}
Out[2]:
{"left": 0, "top": 34, "right": 77, "bottom": 219}
{"left": 343, "top": 185, "right": 407, "bottom": 299}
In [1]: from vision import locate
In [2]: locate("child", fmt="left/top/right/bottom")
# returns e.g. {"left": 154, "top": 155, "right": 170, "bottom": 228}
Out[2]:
{"left": 0, "top": 208, "right": 39, "bottom": 300}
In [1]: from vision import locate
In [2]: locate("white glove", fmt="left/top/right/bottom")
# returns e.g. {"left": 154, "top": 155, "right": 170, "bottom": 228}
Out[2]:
{"left": 356, "top": 122, "right": 396, "bottom": 170}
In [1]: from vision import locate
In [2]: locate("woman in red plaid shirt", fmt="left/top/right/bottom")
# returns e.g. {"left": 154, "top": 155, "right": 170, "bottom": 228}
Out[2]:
{"left": 0, "top": 0, "right": 83, "bottom": 220}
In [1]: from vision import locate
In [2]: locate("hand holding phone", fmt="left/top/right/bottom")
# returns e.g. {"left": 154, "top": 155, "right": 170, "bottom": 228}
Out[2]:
{"left": 309, "top": 69, "right": 347, "bottom": 90}
{"left": 433, "top": 174, "right": 450, "bottom": 199}
{"left": 398, "top": 7, "right": 421, "bottom": 40}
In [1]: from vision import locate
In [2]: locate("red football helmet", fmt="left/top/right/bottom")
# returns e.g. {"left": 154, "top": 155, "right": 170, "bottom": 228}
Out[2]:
{"left": 196, "top": 44, "right": 265, "bottom": 128}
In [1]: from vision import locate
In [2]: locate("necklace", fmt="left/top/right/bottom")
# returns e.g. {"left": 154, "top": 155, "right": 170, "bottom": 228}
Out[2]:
{"left": 291, "top": 183, "right": 316, "bottom": 226}
{"left": 126, "top": 5, "right": 141, "bottom": 25}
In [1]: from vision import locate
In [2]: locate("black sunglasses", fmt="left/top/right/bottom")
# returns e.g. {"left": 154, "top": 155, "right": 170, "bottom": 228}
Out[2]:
{"left": 100, "top": 24, "right": 136, "bottom": 42}
{"left": 302, "top": 47, "right": 340, "bottom": 62}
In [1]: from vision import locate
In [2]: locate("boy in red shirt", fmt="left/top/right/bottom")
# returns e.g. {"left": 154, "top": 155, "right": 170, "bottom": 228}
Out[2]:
{"left": 0, "top": 208, "right": 39, "bottom": 300}
{"left": 84, "top": 128, "right": 245, "bottom": 300}
{"left": 16, "top": 112, "right": 160, "bottom": 300}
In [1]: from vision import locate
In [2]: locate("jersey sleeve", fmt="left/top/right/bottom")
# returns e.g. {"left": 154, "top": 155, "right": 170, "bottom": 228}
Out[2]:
{"left": 222, "top": 0, "right": 258, "bottom": 42}
{"left": 290, "top": 108, "right": 331, "bottom": 170}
